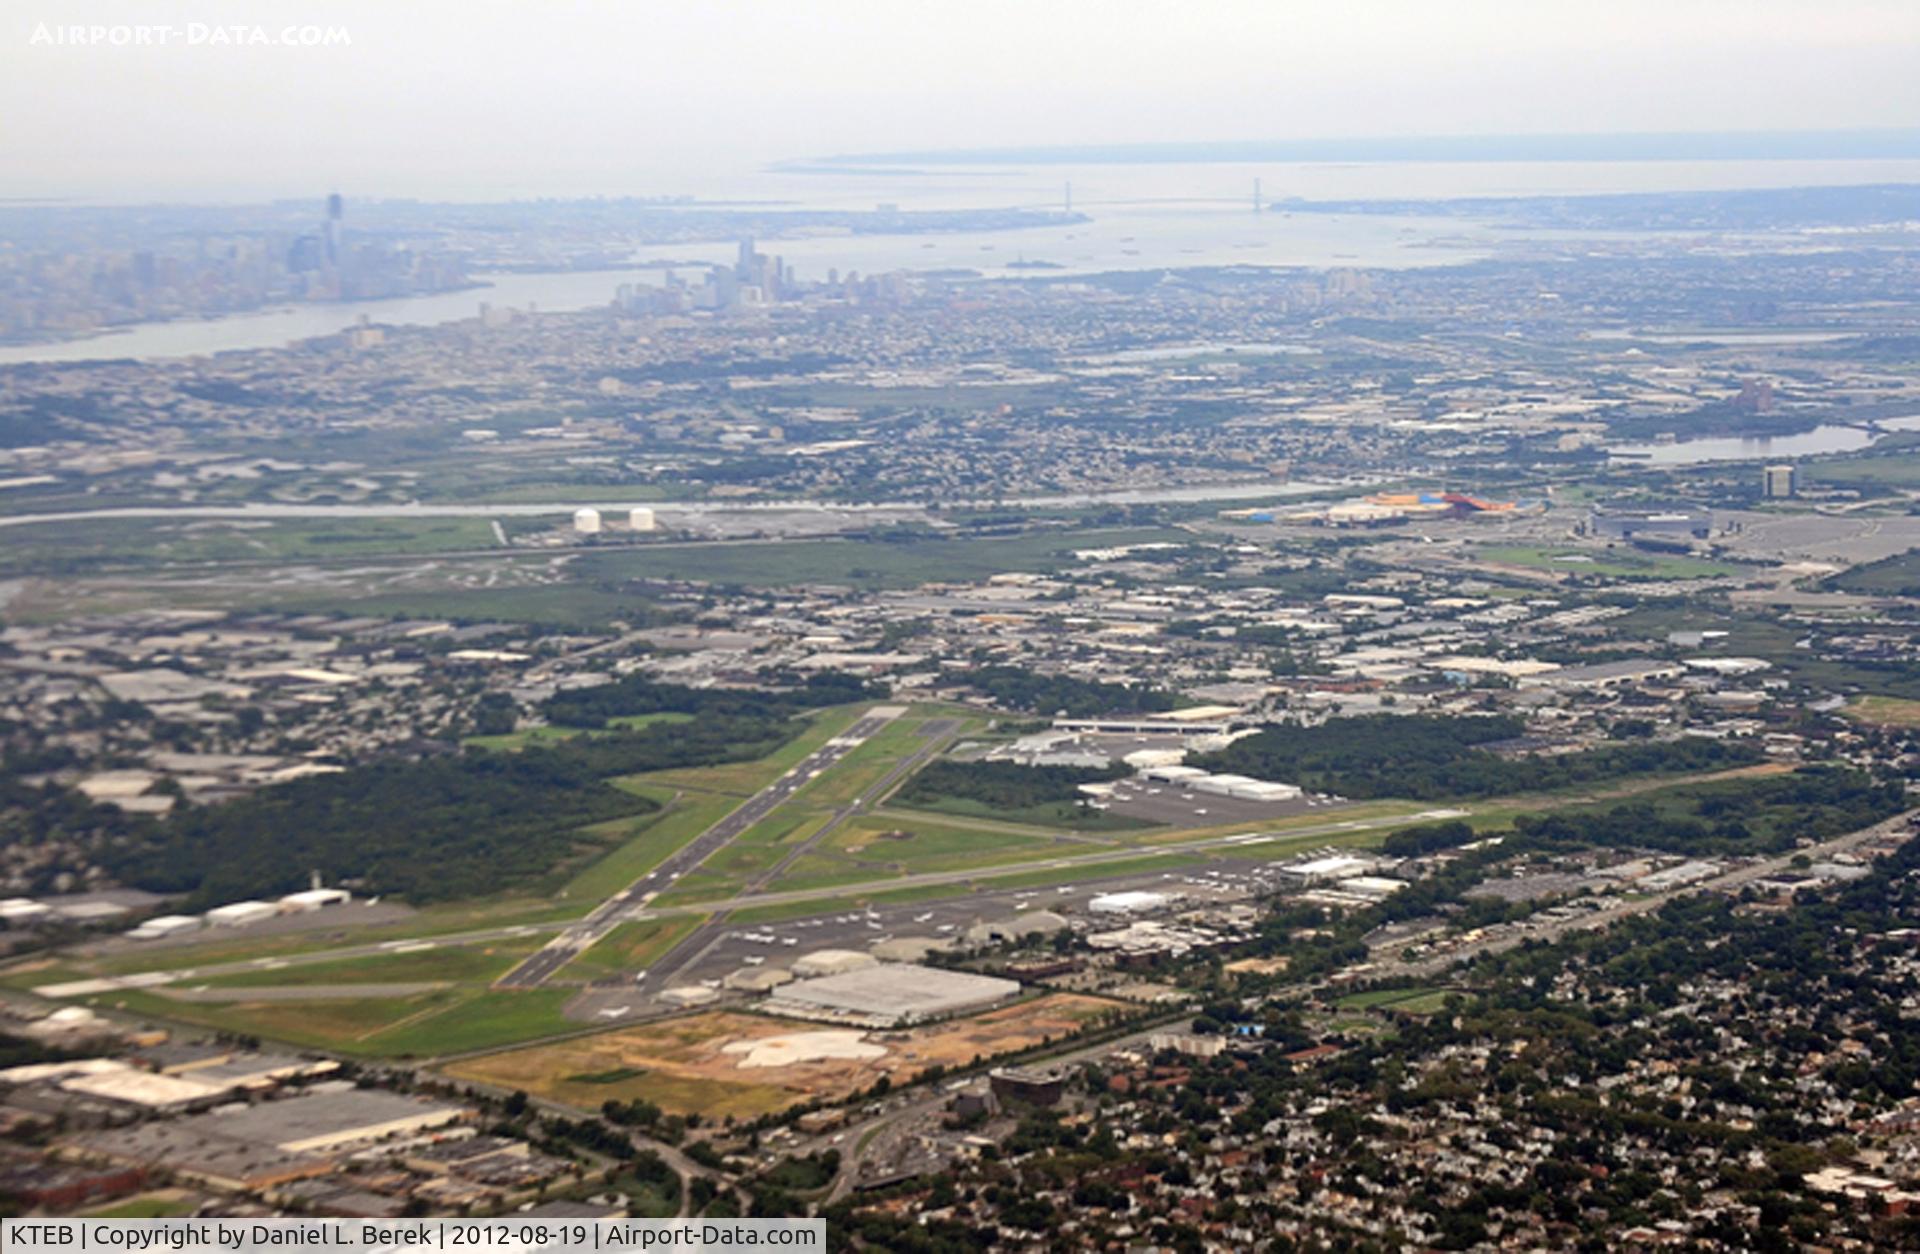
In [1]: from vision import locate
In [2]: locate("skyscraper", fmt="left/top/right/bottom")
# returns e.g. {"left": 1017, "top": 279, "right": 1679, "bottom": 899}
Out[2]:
{"left": 324, "top": 193, "right": 344, "bottom": 267}
{"left": 1763, "top": 464, "right": 1797, "bottom": 499}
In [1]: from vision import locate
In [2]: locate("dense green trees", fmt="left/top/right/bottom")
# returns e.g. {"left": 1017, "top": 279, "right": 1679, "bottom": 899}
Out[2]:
{"left": 1509, "top": 767, "right": 1903, "bottom": 857}
{"left": 100, "top": 674, "right": 885, "bottom": 905}
{"left": 470, "top": 692, "right": 518, "bottom": 736}
{"left": 103, "top": 744, "right": 658, "bottom": 905}
{"left": 1195, "top": 714, "right": 1761, "bottom": 800}
{"left": 543, "top": 671, "right": 878, "bottom": 729}
{"left": 1382, "top": 819, "right": 1478, "bottom": 858}
{"left": 964, "top": 666, "right": 1174, "bottom": 717}
{"left": 0, "top": 774, "right": 143, "bottom": 896}
{"left": 897, "top": 759, "right": 1125, "bottom": 811}
{"left": 1832, "top": 549, "right": 1920, "bottom": 597}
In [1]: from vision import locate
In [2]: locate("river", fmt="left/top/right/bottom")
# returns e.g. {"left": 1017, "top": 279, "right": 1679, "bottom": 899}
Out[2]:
{"left": 0, "top": 213, "right": 1484, "bottom": 367}
{"left": 1607, "top": 415, "right": 1920, "bottom": 465}
{"left": 7, "top": 155, "right": 1920, "bottom": 366}
{"left": 0, "top": 269, "right": 681, "bottom": 367}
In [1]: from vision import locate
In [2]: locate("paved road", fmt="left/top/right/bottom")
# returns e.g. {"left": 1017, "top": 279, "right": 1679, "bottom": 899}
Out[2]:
{"left": 819, "top": 1012, "right": 1190, "bottom": 1202}
{"left": 495, "top": 706, "right": 908, "bottom": 988}
{"left": 432, "top": 1068, "right": 715, "bottom": 1217}
{"left": 1377, "top": 808, "right": 1919, "bottom": 980}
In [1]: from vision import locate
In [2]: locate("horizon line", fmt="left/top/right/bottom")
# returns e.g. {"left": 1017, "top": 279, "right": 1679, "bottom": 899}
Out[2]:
{"left": 803, "top": 127, "right": 1920, "bottom": 169}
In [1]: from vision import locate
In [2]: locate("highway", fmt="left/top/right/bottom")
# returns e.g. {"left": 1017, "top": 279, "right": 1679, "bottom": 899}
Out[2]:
{"left": 1376, "top": 808, "right": 1919, "bottom": 979}
{"left": 494, "top": 705, "right": 908, "bottom": 988}
{"left": 816, "top": 1010, "right": 1191, "bottom": 1201}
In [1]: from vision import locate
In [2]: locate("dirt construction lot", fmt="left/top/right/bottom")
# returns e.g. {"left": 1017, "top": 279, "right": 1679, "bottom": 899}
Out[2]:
{"left": 443, "top": 992, "right": 1120, "bottom": 1119}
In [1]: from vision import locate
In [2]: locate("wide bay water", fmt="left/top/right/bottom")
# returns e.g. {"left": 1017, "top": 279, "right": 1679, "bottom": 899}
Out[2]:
{"left": 5, "top": 156, "right": 1920, "bottom": 366}
{"left": 1607, "top": 415, "right": 1920, "bottom": 465}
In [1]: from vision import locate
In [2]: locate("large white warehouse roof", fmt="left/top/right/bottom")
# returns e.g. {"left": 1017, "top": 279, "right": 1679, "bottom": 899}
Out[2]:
{"left": 1088, "top": 890, "right": 1172, "bottom": 914}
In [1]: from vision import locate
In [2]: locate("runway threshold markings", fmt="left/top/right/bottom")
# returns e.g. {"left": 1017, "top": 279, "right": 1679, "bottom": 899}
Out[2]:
{"left": 495, "top": 706, "right": 904, "bottom": 989}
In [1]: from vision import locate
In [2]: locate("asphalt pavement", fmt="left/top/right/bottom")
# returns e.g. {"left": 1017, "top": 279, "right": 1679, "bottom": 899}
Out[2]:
{"left": 590, "top": 715, "right": 960, "bottom": 1006}
{"left": 496, "top": 707, "right": 905, "bottom": 988}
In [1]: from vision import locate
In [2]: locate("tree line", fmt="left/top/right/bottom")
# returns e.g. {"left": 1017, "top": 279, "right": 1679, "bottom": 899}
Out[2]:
{"left": 97, "top": 673, "right": 884, "bottom": 907}
{"left": 964, "top": 665, "right": 1174, "bottom": 718}
{"left": 1195, "top": 714, "right": 1762, "bottom": 801}
{"left": 896, "top": 759, "right": 1126, "bottom": 811}
{"left": 543, "top": 670, "right": 879, "bottom": 728}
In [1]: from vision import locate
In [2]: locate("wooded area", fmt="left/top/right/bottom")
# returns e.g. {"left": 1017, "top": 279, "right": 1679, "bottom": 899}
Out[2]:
{"left": 1195, "top": 714, "right": 1762, "bottom": 800}
{"left": 964, "top": 666, "right": 1174, "bottom": 718}
{"left": 896, "top": 759, "right": 1126, "bottom": 811}
{"left": 96, "top": 674, "right": 883, "bottom": 905}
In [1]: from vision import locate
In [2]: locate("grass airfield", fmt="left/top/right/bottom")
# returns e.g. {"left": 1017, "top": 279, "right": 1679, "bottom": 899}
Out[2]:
{"left": 0, "top": 698, "right": 1812, "bottom": 1087}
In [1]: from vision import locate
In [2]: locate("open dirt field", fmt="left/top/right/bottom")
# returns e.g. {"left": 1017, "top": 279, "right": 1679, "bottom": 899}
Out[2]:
{"left": 442, "top": 992, "right": 1120, "bottom": 1118}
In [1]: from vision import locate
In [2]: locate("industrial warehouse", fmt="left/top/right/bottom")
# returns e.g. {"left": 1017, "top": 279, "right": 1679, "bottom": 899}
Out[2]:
{"left": 54, "top": 1089, "right": 475, "bottom": 1194}
{"left": 761, "top": 963, "right": 1023, "bottom": 1027}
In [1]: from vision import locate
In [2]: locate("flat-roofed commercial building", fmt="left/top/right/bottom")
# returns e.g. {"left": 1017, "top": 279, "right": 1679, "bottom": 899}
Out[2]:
{"left": 62, "top": 1124, "right": 332, "bottom": 1193}
{"left": 1519, "top": 660, "right": 1686, "bottom": 692}
{"left": 764, "top": 963, "right": 1020, "bottom": 1027}
{"left": 204, "top": 1089, "right": 472, "bottom": 1155}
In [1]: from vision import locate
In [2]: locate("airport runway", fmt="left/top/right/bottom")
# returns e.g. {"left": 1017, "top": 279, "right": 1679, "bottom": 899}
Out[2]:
{"left": 561, "top": 852, "right": 1308, "bottom": 1024}
{"left": 605, "top": 717, "right": 961, "bottom": 1000}
{"left": 494, "top": 705, "right": 907, "bottom": 988}
{"left": 44, "top": 797, "right": 1440, "bottom": 1004}
{"left": 748, "top": 718, "right": 960, "bottom": 893}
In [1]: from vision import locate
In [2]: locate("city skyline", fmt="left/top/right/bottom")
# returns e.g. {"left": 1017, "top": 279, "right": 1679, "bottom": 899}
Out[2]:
{"left": 7, "top": 3, "right": 1920, "bottom": 1243}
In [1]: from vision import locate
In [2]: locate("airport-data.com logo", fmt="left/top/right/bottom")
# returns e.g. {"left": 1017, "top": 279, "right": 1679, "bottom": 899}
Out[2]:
{"left": 28, "top": 22, "right": 351, "bottom": 48}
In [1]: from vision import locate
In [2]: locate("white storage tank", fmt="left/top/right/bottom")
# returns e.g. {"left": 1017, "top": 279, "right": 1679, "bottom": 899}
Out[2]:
{"left": 572, "top": 507, "right": 603, "bottom": 535}
{"left": 627, "top": 506, "right": 657, "bottom": 532}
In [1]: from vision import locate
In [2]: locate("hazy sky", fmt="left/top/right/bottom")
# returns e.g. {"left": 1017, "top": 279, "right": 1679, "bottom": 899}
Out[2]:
{"left": 5, "top": 0, "right": 1919, "bottom": 202}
